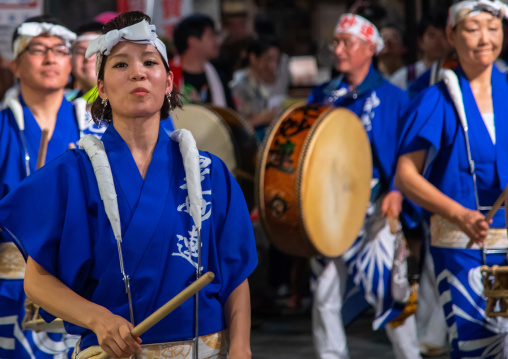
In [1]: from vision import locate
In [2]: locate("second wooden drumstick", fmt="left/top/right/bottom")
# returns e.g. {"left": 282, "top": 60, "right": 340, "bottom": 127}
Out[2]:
{"left": 95, "top": 271, "right": 215, "bottom": 359}
{"left": 485, "top": 186, "right": 508, "bottom": 222}
{"left": 36, "top": 129, "right": 50, "bottom": 170}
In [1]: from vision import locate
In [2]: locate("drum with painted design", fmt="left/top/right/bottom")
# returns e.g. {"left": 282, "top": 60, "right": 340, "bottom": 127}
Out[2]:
{"left": 171, "top": 105, "right": 259, "bottom": 210}
{"left": 256, "top": 104, "right": 372, "bottom": 257}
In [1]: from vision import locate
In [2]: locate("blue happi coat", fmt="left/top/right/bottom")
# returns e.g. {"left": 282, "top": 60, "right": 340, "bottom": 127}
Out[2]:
{"left": 0, "top": 94, "right": 86, "bottom": 358}
{"left": 398, "top": 65, "right": 508, "bottom": 359}
{"left": 308, "top": 65, "right": 410, "bottom": 329}
{"left": 0, "top": 124, "right": 258, "bottom": 351}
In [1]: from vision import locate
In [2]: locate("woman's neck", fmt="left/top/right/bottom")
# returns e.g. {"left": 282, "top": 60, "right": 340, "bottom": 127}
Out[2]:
{"left": 19, "top": 84, "right": 63, "bottom": 139}
{"left": 180, "top": 51, "right": 206, "bottom": 73}
{"left": 112, "top": 114, "right": 160, "bottom": 179}
{"left": 462, "top": 61, "right": 493, "bottom": 114}
{"left": 461, "top": 61, "right": 492, "bottom": 88}
{"left": 377, "top": 56, "right": 404, "bottom": 76}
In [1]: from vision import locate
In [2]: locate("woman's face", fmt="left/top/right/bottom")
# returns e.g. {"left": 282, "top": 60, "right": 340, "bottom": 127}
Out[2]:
{"left": 98, "top": 41, "right": 172, "bottom": 121}
{"left": 447, "top": 12, "right": 503, "bottom": 68}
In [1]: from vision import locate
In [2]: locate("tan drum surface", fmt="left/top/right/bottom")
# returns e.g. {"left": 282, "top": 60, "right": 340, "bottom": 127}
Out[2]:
{"left": 171, "top": 105, "right": 259, "bottom": 210}
{"left": 172, "top": 105, "right": 237, "bottom": 170}
{"left": 257, "top": 104, "right": 372, "bottom": 257}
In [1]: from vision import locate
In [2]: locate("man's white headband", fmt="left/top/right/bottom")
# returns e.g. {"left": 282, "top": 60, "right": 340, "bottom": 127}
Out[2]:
{"left": 85, "top": 20, "right": 169, "bottom": 74}
{"left": 448, "top": 0, "right": 508, "bottom": 27}
{"left": 335, "top": 14, "right": 384, "bottom": 54}
{"left": 13, "top": 22, "right": 76, "bottom": 58}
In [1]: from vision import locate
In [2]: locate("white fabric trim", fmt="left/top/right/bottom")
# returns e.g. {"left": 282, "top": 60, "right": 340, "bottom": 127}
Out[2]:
{"left": 13, "top": 22, "right": 76, "bottom": 57}
{"left": 85, "top": 20, "right": 168, "bottom": 74}
{"left": 78, "top": 136, "right": 122, "bottom": 243}
{"left": 481, "top": 112, "right": 496, "bottom": 144}
{"left": 4, "top": 96, "right": 24, "bottom": 131}
{"left": 448, "top": 0, "right": 508, "bottom": 27}
{"left": 169, "top": 129, "right": 203, "bottom": 229}
{"left": 73, "top": 97, "right": 87, "bottom": 137}
{"left": 204, "top": 62, "right": 227, "bottom": 107}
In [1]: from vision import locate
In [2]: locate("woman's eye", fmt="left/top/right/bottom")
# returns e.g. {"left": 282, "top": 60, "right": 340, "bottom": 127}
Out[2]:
{"left": 489, "top": 27, "right": 500, "bottom": 31}
{"left": 113, "top": 62, "right": 127, "bottom": 68}
{"left": 144, "top": 60, "right": 158, "bottom": 66}
{"left": 465, "top": 28, "right": 478, "bottom": 32}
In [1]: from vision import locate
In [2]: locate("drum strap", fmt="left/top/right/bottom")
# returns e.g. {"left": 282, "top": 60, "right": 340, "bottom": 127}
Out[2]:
{"left": 79, "top": 129, "right": 204, "bottom": 358}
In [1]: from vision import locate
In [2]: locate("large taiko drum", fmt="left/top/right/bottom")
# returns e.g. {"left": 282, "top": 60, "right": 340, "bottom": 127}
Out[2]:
{"left": 171, "top": 105, "right": 259, "bottom": 210}
{"left": 256, "top": 104, "right": 372, "bottom": 258}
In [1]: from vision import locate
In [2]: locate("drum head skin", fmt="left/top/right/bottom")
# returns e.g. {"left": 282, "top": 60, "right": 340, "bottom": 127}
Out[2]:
{"left": 171, "top": 105, "right": 237, "bottom": 170}
{"left": 300, "top": 108, "right": 372, "bottom": 257}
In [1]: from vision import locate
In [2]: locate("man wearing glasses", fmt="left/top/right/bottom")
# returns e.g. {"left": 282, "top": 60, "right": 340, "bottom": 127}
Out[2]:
{"left": 308, "top": 14, "right": 420, "bottom": 359}
{"left": 0, "top": 15, "right": 80, "bottom": 359}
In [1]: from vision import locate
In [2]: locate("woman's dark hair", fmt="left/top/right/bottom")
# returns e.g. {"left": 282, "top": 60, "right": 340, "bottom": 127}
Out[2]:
{"left": 417, "top": 12, "right": 447, "bottom": 38}
{"left": 90, "top": 11, "right": 182, "bottom": 125}
{"left": 248, "top": 36, "right": 280, "bottom": 57}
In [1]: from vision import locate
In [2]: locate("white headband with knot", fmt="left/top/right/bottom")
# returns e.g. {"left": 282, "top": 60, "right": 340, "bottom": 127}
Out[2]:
{"left": 335, "top": 14, "right": 384, "bottom": 54}
{"left": 448, "top": 0, "right": 508, "bottom": 27}
{"left": 13, "top": 22, "right": 77, "bottom": 58}
{"left": 85, "top": 20, "right": 168, "bottom": 74}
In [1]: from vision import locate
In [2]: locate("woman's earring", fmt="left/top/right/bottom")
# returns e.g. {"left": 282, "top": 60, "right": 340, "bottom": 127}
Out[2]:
{"left": 101, "top": 97, "right": 108, "bottom": 107}
{"left": 166, "top": 93, "right": 171, "bottom": 101}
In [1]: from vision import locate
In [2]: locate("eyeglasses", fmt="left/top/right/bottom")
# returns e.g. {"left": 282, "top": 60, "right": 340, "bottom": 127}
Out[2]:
{"left": 328, "top": 38, "right": 360, "bottom": 51}
{"left": 71, "top": 47, "right": 87, "bottom": 57}
{"left": 21, "top": 44, "right": 70, "bottom": 57}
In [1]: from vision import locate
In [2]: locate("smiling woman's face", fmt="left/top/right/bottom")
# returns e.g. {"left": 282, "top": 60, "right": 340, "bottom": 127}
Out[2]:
{"left": 98, "top": 41, "right": 173, "bottom": 121}
{"left": 447, "top": 12, "right": 503, "bottom": 69}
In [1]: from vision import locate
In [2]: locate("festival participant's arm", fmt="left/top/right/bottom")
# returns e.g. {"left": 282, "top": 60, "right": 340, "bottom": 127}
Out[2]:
{"left": 24, "top": 256, "right": 142, "bottom": 358}
{"left": 381, "top": 190, "right": 403, "bottom": 218}
{"left": 395, "top": 149, "right": 489, "bottom": 244}
{"left": 225, "top": 279, "right": 252, "bottom": 359}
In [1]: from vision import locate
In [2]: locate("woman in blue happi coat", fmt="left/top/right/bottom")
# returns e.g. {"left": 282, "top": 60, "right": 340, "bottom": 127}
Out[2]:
{"left": 0, "top": 11, "right": 257, "bottom": 359}
{"left": 395, "top": 1, "right": 508, "bottom": 358}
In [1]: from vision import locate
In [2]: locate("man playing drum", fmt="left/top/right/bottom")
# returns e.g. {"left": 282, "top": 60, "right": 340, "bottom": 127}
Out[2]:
{"left": 396, "top": 1, "right": 508, "bottom": 358}
{"left": 0, "top": 15, "right": 83, "bottom": 358}
{"left": 307, "top": 13, "right": 421, "bottom": 359}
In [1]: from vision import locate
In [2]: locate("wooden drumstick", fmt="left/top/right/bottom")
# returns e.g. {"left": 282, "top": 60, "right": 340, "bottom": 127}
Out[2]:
{"left": 386, "top": 210, "right": 399, "bottom": 235}
{"left": 95, "top": 271, "right": 215, "bottom": 359}
{"left": 36, "top": 129, "right": 50, "bottom": 170}
{"left": 485, "top": 186, "right": 508, "bottom": 222}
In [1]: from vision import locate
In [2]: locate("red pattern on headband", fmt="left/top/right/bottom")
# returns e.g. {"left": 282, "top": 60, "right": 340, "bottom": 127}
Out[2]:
{"left": 360, "top": 24, "right": 374, "bottom": 42}
{"left": 339, "top": 14, "right": 357, "bottom": 30}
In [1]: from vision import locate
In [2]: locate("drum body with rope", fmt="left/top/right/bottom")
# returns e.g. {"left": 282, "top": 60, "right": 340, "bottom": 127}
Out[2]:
{"left": 481, "top": 187, "right": 508, "bottom": 317}
{"left": 256, "top": 104, "right": 372, "bottom": 258}
{"left": 171, "top": 105, "right": 259, "bottom": 210}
